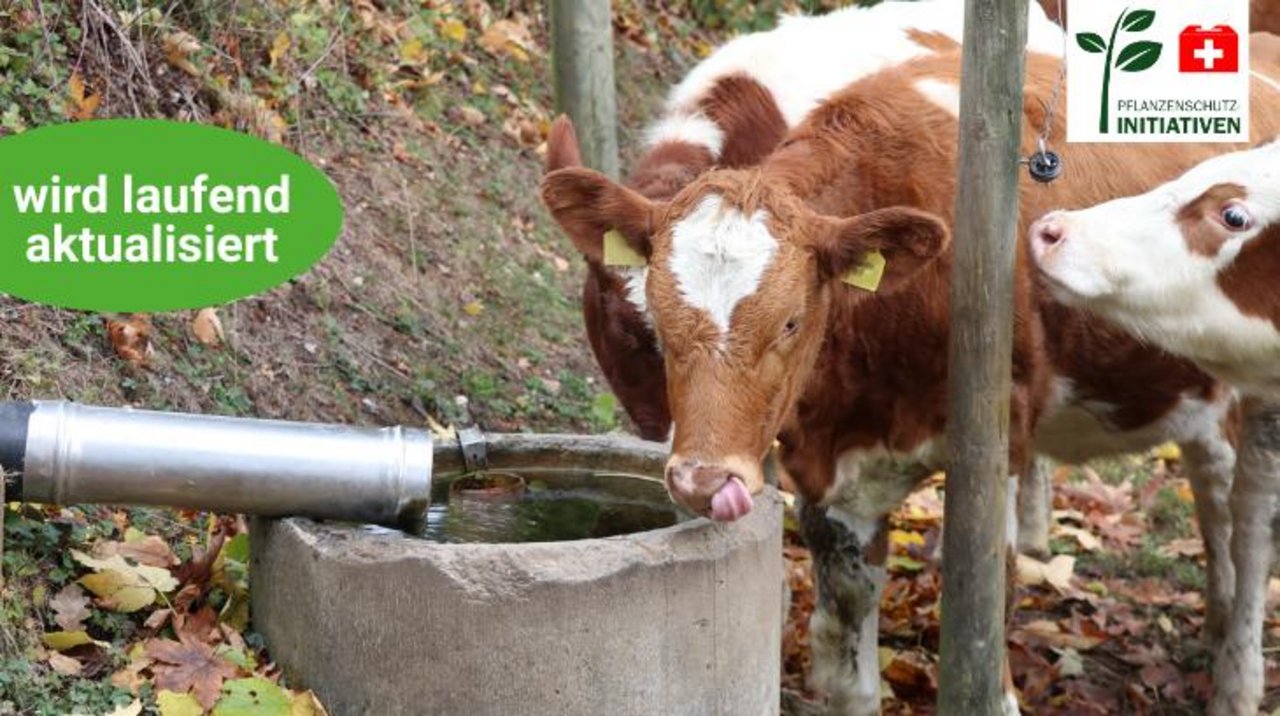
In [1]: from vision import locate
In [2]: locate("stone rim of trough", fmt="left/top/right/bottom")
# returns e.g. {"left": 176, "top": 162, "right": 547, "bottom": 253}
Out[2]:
{"left": 258, "top": 432, "right": 783, "bottom": 593}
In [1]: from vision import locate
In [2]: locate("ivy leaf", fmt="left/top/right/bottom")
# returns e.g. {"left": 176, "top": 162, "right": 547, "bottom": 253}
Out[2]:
{"left": 1076, "top": 33, "right": 1106, "bottom": 53}
{"left": 1122, "top": 10, "right": 1156, "bottom": 32}
{"left": 1115, "top": 41, "right": 1163, "bottom": 72}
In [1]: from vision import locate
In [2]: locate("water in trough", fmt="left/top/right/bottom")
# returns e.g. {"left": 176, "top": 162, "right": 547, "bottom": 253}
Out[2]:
{"left": 411, "top": 469, "right": 692, "bottom": 543}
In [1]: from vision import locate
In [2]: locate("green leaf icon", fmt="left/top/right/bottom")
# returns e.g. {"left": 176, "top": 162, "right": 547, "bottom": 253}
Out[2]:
{"left": 1122, "top": 9, "right": 1156, "bottom": 32}
{"left": 1115, "top": 41, "right": 1163, "bottom": 71}
{"left": 1076, "top": 32, "right": 1107, "bottom": 53}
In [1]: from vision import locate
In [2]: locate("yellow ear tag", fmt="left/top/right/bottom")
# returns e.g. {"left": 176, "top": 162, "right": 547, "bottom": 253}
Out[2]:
{"left": 603, "top": 228, "right": 647, "bottom": 267}
{"left": 841, "top": 249, "right": 886, "bottom": 292}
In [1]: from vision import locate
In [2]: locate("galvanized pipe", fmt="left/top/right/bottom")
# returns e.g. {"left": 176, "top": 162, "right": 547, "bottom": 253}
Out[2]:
{"left": 1, "top": 401, "right": 434, "bottom": 528}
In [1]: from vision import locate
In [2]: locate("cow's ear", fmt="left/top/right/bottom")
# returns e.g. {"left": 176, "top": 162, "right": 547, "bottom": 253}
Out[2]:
{"left": 545, "top": 115, "right": 583, "bottom": 172}
{"left": 541, "top": 167, "right": 660, "bottom": 263}
{"left": 810, "top": 207, "right": 949, "bottom": 293}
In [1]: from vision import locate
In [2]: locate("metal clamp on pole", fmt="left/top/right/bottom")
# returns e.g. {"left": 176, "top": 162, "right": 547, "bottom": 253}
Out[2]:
{"left": 457, "top": 426, "right": 488, "bottom": 473}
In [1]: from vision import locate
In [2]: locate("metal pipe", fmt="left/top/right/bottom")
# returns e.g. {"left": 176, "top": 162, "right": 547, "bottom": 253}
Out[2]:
{"left": 1, "top": 401, "right": 434, "bottom": 528}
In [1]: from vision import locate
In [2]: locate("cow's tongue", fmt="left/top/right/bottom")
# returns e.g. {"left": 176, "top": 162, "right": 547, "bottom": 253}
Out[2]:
{"left": 709, "top": 477, "right": 753, "bottom": 521}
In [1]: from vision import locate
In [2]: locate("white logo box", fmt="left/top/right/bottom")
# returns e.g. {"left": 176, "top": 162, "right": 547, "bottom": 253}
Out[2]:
{"left": 1066, "top": 0, "right": 1250, "bottom": 143}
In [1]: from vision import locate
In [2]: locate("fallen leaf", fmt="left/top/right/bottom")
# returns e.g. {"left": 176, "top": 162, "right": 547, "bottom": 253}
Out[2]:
{"left": 1151, "top": 442, "right": 1181, "bottom": 461}
{"left": 67, "top": 72, "right": 101, "bottom": 120}
{"left": 147, "top": 637, "right": 241, "bottom": 710}
{"left": 106, "top": 315, "right": 154, "bottom": 367}
{"left": 49, "top": 583, "right": 92, "bottom": 631}
{"left": 457, "top": 106, "right": 486, "bottom": 127}
{"left": 164, "top": 31, "right": 202, "bottom": 76}
{"left": 41, "top": 630, "right": 107, "bottom": 651}
{"left": 146, "top": 608, "right": 174, "bottom": 630}
{"left": 157, "top": 690, "right": 204, "bottom": 716}
{"left": 1053, "top": 524, "right": 1103, "bottom": 552}
{"left": 1057, "top": 647, "right": 1085, "bottom": 677}
{"left": 1016, "top": 553, "right": 1076, "bottom": 594}
{"left": 269, "top": 31, "right": 291, "bottom": 68}
{"left": 290, "top": 690, "right": 329, "bottom": 716}
{"left": 105, "top": 699, "right": 144, "bottom": 716}
{"left": 213, "top": 676, "right": 292, "bottom": 715}
{"left": 111, "top": 649, "right": 154, "bottom": 694}
{"left": 440, "top": 18, "right": 468, "bottom": 42}
{"left": 477, "top": 19, "right": 533, "bottom": 61}
{"left": 74, "top": 549, "right": 178, "bottom": 612}
{"left": 1017, "top": 619, "right": 1105, "bottom": 650}
{"left": 1159, "top": 537, "right": 1204, "bottom": 559}
{"left": 97, "top": 534, "right": 179, "bottom": 568}
{"left": 192, "top": 308, "right": 225, "bottom": 346}
{"left": 462, "top": 300, "right": 484, "bottom": 316}
{"left": 47, "top": 651, "right": 82, "bottom": 676}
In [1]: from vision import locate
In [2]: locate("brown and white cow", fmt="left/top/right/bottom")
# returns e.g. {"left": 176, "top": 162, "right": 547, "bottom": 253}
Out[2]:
{"left": 554, "top": 0, "right": 1064, "bottom": 441}
{"left": 1030, "top": 138, "right": 1280, "bottom": 714}
{"left": 544, "top": 47, "right": 1280, "bottom": 713}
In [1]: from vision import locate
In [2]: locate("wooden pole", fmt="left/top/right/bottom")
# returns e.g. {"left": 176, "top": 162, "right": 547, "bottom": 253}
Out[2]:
{"left": 549, "top": 0, "right": 620, "bottom": 179}
{"left": 938, "top": 0, "right": 1029, "bottom": 712}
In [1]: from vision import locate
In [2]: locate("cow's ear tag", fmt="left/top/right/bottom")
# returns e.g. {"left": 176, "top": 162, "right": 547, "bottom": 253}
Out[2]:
{"left": 841, "top": 249, "right": 886, "bottom": 292}
{"left": 603, "top": 228, "right": 647, "bottom": 267}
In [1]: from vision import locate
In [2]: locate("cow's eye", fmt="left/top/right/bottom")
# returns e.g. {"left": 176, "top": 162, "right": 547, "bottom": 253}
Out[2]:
{"left": 782, "top": 318, "right": 800, "bottom": 338}
{"left": 1220, "top": 202, "right": 1253, "bottom": 231}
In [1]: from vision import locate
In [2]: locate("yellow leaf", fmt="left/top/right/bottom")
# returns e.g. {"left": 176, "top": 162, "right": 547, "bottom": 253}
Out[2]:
{"left": 1176, "top": 481, "right": 1195, "bottom": 504}
{"left": 157, "top": 690, "right": 204, "bottom": 716}
{"left": 463, "top": 300, "right": 484, "bottom": 316}
{"left": 1151, "top": 442, "right": 1181, "bottom": 461}
{"left": 400, "top": 38, "right": 427, "bottom": 64}
{"left": 75, "top": 549, "right": 176, "bottom": 612}
{"left": 270, "top": 31, "right": 292, "bottom": 68}
{"left": 41, "top": 630, "right": 104, "bottom": 651}
{"left": 477, "top": 19, "right": 534, "bottom": 61}
{"left": 440, "top": 19, "right": 468, "bottom": 42}
{"left": 877, "top": 646, "right": 897, "bottom": 671}
{"left": 66, "top": 72, "right": 100, "bottom": 120}
{"left": 290, "top": 690, "right": 330, "bottom": 716}
{"left": 888, "top": 529, "right": 925, "bottom": 549}
{"left": 80, "top": 573, "right": 157, "bottom": 613}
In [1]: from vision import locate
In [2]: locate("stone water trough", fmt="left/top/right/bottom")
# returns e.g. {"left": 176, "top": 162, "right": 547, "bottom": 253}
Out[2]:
{"left": 251, "top": 433, "right": 784, "bottom": 716}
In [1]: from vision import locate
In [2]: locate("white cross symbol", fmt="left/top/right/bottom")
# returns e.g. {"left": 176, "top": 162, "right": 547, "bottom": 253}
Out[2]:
{"left": 1194, "top": 39, "right": 1225, "bottom": 69}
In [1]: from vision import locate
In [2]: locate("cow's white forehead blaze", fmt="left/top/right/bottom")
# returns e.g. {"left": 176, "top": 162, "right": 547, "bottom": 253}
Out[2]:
{"left": 667, "top": 194, "right": 778, "bottom": 335}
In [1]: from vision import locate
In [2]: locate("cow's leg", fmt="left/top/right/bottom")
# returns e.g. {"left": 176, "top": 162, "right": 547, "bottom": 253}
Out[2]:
{"left": 1210, "top": 399, "right": 1280, "bottom": 716}
{"left": 1003, "top": 475, "right": 1023, "bottom": 716}
{"left": 1180, "top": 433, "right": 1236, "bottom": 648}
{"left": 1016, "top": 456, "right": 1053, "bottom": 558}
{"left": 801, "top": 502, "right": 888, "bottom": 716}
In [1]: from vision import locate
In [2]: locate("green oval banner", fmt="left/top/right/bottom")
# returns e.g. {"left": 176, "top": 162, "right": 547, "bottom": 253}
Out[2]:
{"left": 0, "top": 119, "right": 344, "bottom": 312}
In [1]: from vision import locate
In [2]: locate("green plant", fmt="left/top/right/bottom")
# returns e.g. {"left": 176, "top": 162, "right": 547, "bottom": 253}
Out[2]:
{"left": 1076, "top": 8, "right": 1162, "bottom": 133}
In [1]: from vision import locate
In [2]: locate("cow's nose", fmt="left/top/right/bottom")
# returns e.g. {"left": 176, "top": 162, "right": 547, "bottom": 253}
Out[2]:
{"left": 1030, "top": 216, "right": 1067, "bottom": 252}
{"left": 664, "top": 458, "right": 753, "bottom": 521}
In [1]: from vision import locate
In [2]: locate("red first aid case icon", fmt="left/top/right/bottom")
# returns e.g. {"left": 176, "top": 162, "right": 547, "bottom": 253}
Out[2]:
{"left": 1179, "top": 25, "right": 1240, "bottom": 73}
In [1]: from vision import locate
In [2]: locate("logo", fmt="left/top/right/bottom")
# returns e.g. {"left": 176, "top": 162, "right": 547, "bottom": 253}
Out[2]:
{"left": 1179, "top": 25, "right": 1240, "bottom": 73}
{"left": 1067, "top": 0, "right": 1250, "bottom": 143}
